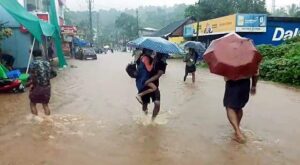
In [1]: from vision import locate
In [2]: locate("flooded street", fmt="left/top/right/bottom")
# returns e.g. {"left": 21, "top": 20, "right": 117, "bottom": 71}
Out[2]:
{"left": 0, "top": 52, "right": 300, "bottom": 165}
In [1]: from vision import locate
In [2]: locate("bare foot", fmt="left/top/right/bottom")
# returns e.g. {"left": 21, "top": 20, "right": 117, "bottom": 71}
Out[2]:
{"left": 234, "top": 133, "right": 246, "bottom": 144}
{"left": 32, "top": 115, "right": 44, "bottom": 123}
{"left": 143, "top": 110, "right": 148, "bottom": 115}
{"left": 151, "top": 116, "right": 156, "bottom": 122}
{"left": 136, "top": 95, "right": 143, "bottom": 104}
{"left": 43, "top": 116, "right": 54, "bottom": 123}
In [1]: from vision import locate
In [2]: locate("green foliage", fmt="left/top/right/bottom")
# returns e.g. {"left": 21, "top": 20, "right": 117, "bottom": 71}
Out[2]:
{"left": 115, "top": 13, "right": 138, "bottom": 41}
{"left": 258, "top": 41, "right": 300, "bottom": 86}
{"left": 272, "top": 3, "right": 300, "bottom": 17}
{"left": 185, "top": 0, "right": 235, "bottom": 20}
{"left": 287, "top": 4, "right": 300, "bottom": 17}
{"left": 139, "top": 4, "right": 187, "bottom": 29}
{"left": 185, "top": 0, "right": 267, "bottom": 20}
{"left": 65, "top": 5, "right": 188, "bottom": 46}
{"left": 233, "top": 0, "right": 267, "bottom": 13}
{"left": 0, "top": 23, "right": 13, "bottom": 46}
{"left": 284, "top": 36, "right": 300, "bottom": 44}
{"left": 258, "top": 44, "right": 291, "bottom": 59}
{"left": 272, "top": 7, "right": 289, "bottom": 17}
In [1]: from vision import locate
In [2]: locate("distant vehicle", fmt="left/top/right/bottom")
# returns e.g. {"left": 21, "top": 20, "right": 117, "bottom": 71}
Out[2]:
{"left": 75, "top": 47, "right": 97, "bottom": 60}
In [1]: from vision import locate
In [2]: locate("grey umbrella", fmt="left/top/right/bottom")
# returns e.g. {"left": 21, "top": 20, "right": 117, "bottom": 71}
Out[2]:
{"left": 183, "top": 41, "right": 206, "bottom": 60}
{"left": 183, "top": 41, "right": 206, "bottom": 52}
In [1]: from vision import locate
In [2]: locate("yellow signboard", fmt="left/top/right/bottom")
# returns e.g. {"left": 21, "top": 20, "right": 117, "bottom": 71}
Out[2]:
{"left": 169, "top": 37, "right": 185, "bottom": 44}
{"left": 192, "top": 14, "right": 236, "bottom": 36}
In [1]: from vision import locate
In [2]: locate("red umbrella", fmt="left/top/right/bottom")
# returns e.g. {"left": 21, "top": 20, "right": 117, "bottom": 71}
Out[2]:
{"left": 203, "top": 33, "right": 262, "bottom": 80}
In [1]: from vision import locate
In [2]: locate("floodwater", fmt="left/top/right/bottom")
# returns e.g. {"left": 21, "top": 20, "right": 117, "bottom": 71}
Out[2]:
{"left": 0, "top": 52, "right": 300, "bottom": 165}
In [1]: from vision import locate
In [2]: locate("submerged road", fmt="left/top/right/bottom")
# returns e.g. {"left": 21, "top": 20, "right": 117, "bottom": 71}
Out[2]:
{"left": 0, "top": 52, "right": 300, "bottom": 165}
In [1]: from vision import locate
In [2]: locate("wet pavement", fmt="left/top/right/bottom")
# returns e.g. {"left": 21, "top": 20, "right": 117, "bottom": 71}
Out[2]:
{"left": 0, "top": 52, "right": 300, "bottom": 165}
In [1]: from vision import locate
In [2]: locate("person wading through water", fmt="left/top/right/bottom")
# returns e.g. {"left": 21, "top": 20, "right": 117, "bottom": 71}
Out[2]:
{"left": 136, "top": 51, "right": 167, "bottom": 121}
{"left": 183, "top": 48, "right": 199, "bottom": 83}
{"left": 29, "top": 50, "right": 52, "bottom": 117}
{"left": 223, "top": 70, "right": 259, "bottom": 143}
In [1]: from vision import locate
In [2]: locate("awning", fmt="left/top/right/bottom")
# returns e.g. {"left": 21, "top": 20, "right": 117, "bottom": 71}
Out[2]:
{"left": 0, "top": 0, "right": 67, "bottom": 67}
{"left": 0, "top": 0, "right": 55, "bottom": 42}
{"left": 73, "top": 37, "right": 90, "bottom": 47}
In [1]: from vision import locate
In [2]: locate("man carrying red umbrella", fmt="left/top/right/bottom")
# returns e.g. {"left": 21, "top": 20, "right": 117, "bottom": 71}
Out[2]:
{"left": 204, "top": 33, "right": 262, "bottom": 143}
{"left": 223, "top": 70, "right": 259, "bottom": 143}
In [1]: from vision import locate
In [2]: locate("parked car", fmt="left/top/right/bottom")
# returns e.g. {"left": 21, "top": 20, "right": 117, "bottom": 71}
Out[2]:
{"left": 75, "top": 48, "right": 97, "bottom": 60}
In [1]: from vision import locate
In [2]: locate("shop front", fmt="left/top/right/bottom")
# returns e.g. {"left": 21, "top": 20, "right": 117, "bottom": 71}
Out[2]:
{"left": 61, "top": 25, "right": 77, "bottom": 57}
{"left": 182, "top": 14, "right": 300, "bottom": 46}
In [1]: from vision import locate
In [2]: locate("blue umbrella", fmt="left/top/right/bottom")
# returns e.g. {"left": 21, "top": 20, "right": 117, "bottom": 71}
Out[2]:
{"left": 128, "top": 37, "right": 184, "bottom": 54}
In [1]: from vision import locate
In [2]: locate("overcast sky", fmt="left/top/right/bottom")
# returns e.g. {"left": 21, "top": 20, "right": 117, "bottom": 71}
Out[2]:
{"left": 67, "top": 0, "right": 300, "bottom": 11}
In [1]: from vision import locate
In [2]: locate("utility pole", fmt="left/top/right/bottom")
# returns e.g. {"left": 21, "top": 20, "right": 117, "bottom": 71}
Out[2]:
{"left": 97, "top": 11, "right": 100, "bottom": 47}
{"left": 136, "top": 9, "right": 139, "bottom": 37}
{"left": 88, "top": 0, "right": 93, "bottom": 44}
{"left": 196, "top": 0, "right": 200, "bottom": 41}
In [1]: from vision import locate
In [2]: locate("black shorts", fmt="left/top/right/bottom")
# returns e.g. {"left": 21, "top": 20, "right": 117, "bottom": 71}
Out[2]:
{"left": 223, "top": 79, "right": 250, "bottom": 110}
{"left": 142, "top": 89, "right": 160, "bottom": 104}
{"left": 186, "top": 65, "right": 196, "bottom": 73}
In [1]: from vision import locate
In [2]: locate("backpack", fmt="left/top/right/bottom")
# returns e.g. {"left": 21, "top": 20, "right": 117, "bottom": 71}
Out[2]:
{"left": 126, "top": 63, "right": 137, "bottom": 78}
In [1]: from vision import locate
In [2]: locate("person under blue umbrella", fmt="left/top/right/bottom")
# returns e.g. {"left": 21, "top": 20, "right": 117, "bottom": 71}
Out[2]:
{"left": 135, "top": 49, "right": 158, "bottom": 104}
{"left": 140, "top": 51, "right": 167, "bottom": 120}
{"left": 183, "top": 48, "right": 199, "bottom": 83}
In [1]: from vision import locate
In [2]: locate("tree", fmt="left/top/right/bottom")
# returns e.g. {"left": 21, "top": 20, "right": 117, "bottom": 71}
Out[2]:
{"left": 233, "top": 0, "right": 267, "bottom": 13}
{"left": 115, "top": 13, "right": 138, "bottom": 42}
{"left": 272, "top": 7, "right": 288, "bottom": 17}
{"left": 64, "top": 8, "right": 73, "bottom": 25}
{"left": 65, "top": 5, "right": 188, "bottom": 47}
{"left": 287, "top": 4, "right": 300, "bottom": 17}
{"left": 139, "top": 4, "right": 187, "bottom": 29}
{"left": 185, "top": 0, "right": 235, "bottom": 20}
{"left": 77, "top": 20, "right": 89, "bottom": 41}
{"left": 185, "top": 0, "right": 267, "bottom": 21}
{"left": 271, "top": 3, "right": 300, "bottom": 17}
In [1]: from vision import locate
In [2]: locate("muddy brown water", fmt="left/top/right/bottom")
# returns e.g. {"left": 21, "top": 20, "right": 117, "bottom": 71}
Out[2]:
{"left": 0, "top": 52, "right": 300, "bottom": 165}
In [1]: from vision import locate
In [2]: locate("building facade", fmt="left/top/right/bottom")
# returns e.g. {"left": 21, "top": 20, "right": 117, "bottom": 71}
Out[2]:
{"left": 183, "top": 14, "right": 300, "bottom": 47}
{"left": 152, "top": 17, "right": 196, "bottom": 44}
{"left": 0, "top": 0, "right": 66, "bottom": 69}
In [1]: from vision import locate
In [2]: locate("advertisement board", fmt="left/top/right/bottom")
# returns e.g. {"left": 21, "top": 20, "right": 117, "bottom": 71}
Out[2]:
{"left": 184, "top": 14, "right": 236, "bottom": 37}
{"left": 242, "top": 19, "right": 300, "bottom": 46}
{"left": 169, "top": 37, "right": 185, "bottom": 44}
{"left": 183, "top": 24, "right": 194, "bottom": 37}
{"left": 61, "top": 25, "right": 77, "bottom": 35}
{"left": 236, "top": 14, "right": 267, "bottom": 32}
{"left": 197, "top": 14, "right": 236, "bottom": 36}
